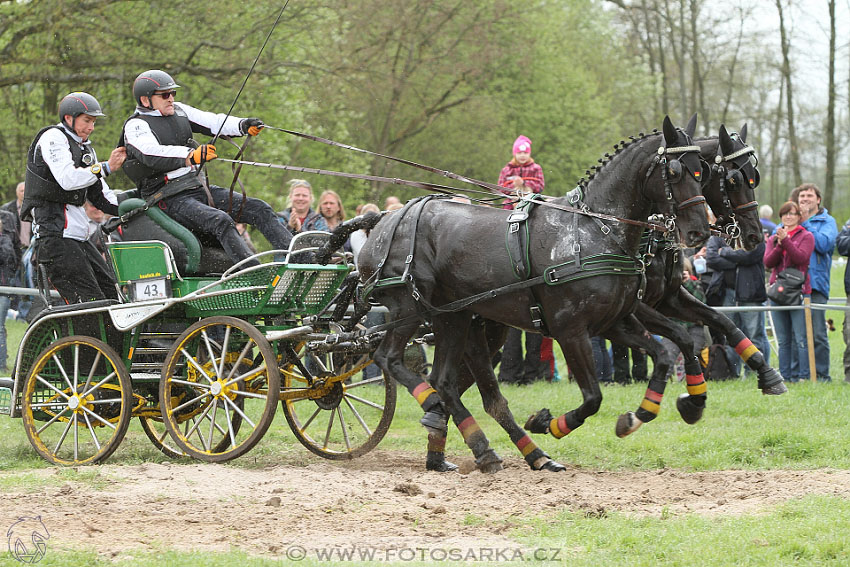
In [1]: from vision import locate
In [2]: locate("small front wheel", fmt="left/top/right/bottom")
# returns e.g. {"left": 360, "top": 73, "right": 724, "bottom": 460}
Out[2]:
{"left": 22, "top": 336, "right": 132, "bottom": 466}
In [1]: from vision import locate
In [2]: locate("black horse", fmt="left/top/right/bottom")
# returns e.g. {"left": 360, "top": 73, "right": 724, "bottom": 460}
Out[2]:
{"left": 351, "top": 116, "right": 710, "bottom": 473}
{"left": 526, "top": 124, "right": 784, "bottom": 440}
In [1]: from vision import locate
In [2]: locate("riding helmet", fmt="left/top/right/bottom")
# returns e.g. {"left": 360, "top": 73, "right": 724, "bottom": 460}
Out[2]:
{"left": 133, "top": 70, "right": 181, "bottom": 107}
{"left": 58, "top": 92, "right": 105, "bottom": 126}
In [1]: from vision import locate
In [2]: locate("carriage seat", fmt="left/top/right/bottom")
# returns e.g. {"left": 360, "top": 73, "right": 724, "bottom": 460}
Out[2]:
{"left": 115, "top": 198, "right": 234, "bottom": 276}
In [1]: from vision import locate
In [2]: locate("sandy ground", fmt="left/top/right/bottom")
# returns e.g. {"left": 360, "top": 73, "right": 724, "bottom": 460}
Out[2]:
{"left": 3, "top": 452, "right": 850, "bottom": 560}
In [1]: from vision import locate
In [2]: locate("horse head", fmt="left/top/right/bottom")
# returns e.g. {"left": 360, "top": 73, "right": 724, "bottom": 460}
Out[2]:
{"left": 707, "top": 123, "right": 763, "bottom": 250}
{"left": 653, "top": 114, "right": 710, "bottom": 247}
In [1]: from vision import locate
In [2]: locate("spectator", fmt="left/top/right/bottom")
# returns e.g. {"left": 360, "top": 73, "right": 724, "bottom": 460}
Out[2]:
{"left": 0, "top": 217, "right": 14, "bottom": 371}
{"left": 277, "top": 179, "right": 329, "bottom": 235}
{"left": 318, "top": 190, "right": 346, "bottom": 231}
{"left": 611, "top": 342, "right": 647, "bottom": 384}
{"left": 836, "top": 218, "right": 850, "bottom": 383}
{"left": 2, "top": 182, "right": 31, "bottom": 249}
{"left": 351, "top": 203, "right": 380, "bottom": 266}
{"left": 764, "top": 201, "right": 814, "bottom": 382}
{"left": 759, "top": 204, "right": 776, "bottom": 235}
{"left": 495, "top": 135, "right": 550, "bottom": 385}
{"left": 591, "top": 336, "right": 613, "bottom": 383}
{"left": 384, "top": 195, "right": 402, "bottom": 210}
{"left": 712, "top": 235, "right": 771, "bottom": 374}
{"left": 791, "top": 183, "right": 837, "bottom": 381}
{"left": 235, "top": 223, "right": 257, "bottom": 254}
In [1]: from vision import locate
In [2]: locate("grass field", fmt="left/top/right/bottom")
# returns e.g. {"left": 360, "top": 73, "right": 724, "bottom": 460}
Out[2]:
{"left": 1, "top": 265, "right": 849, "bottom": 565}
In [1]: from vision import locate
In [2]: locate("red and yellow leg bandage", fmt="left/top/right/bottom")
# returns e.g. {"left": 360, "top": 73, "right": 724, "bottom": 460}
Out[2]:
{"left": 549, "top": 414, "right": 572, "bottom": 439}
{"left": 685, "top": 373, "right": 707, "bottom": 396}
{"left": 639, "top": 388, "right": 663, "bottom": 417}
{"left": 412, "top": 382, "right": 439, "bottom": 409}
{"left": 733, "top": 338, "right": 759, "bottom": 364}
{"left": 457, "top": 416, "right": 483, "bottom": 443}
{"left": 427, "top": 433, "right": 447, "bottom": 453}
{"left": 515, "top": 434, "right": 539, "bottom": 457}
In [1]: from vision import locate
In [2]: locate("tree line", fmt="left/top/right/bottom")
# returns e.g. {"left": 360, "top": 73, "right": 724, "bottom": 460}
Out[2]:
{"left": 0, "top": 0, "right": 845, "bottom": 222}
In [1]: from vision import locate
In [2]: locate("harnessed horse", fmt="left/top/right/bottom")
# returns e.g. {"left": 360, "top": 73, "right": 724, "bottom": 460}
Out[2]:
{"left": 527, "top": 123, "right": 784, "bottom": 440}
{"left": 353, "top": 116, "right": 710, "bottom": 472}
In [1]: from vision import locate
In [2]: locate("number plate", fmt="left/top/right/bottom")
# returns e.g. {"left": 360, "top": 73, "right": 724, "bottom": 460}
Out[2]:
{"left": 134, "top": 278, "right": 168, "bottom": 300}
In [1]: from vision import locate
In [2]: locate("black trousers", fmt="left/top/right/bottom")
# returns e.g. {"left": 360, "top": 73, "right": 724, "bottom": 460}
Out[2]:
{"left": 37, "top": 236, "right": 118, "bottom": 304}
{"left": 498, "top": 328, "right": 548, "bottom": 384}
{"left": 162, "top": 185, "right": 293, "bottom": 263}
{"left": 612, "top": 342, "right": 647, "bottom": 384}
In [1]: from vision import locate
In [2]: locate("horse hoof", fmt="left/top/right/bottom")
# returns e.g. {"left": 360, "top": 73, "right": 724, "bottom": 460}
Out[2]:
{"left": 420, "top": 408, "right": 448, "bottom": 434}
{"left": 615, "top": 412, "right": 642, "bottom": 438}
{"left": 475, "top": 450, "right": 503, "bottom": 474}
{"left": 676, "top": 393, "right": 705, "bottom": 425}
{"left": 535, "top": 459, "right": 566, "bottom": 472}
{"left": 426, "top": 459, "right": 459, "bottom": 472}
{"left": 524, "top": 408, "right": 554, "bottom": 434}
{"left": 758, "top": 367, "right": 787, "bottom": 395}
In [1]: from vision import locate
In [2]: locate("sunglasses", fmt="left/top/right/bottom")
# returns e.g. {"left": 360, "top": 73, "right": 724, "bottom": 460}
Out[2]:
{"left": 154, "top": 91, "right": 176, "bottom": 99}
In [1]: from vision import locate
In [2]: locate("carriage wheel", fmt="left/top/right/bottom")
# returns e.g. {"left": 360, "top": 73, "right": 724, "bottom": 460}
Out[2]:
{"left": 138, "top": 416, "right": 185, "bottom": 458}
{"left": 280, "top": 336, "right": 396, "bottom": 459}
{"left": 22, "top": 336, "right": 132, "bottom": 466}
{"left": 159, "top": 316, "right": 279, "bottom": 462}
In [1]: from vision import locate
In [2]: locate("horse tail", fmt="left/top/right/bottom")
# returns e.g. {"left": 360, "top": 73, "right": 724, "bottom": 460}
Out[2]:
{"left": 316, "top": 211, "right": 385, "bottom": 265}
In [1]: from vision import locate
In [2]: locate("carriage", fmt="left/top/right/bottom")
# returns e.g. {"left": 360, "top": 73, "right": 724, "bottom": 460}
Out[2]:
{"left": 0, "top": 202, "right": 397, "bottom": 466}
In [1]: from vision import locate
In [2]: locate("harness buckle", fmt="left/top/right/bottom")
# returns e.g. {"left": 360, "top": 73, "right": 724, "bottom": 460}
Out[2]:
{"left": 411, "top": 287, "right": 421, "bottom": 301}
{"left": 600, "top": 224, "right": 611, "bottom": 235}
{"left": 529, "top": 305, "right": 544, "bottom": 332}
{"left": 405, "top": 254, "right": 413, "bottom": 264}
{"left": 509, "top": 222, "right": 520, "bottom": 234}
{"left": 572, "top": 242, "right": 581, "bottom": 254}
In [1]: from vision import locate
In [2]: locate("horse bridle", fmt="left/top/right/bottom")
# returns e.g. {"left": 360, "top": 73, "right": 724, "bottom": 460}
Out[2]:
{"left": 711, "top": 142, "right": 760, "bottom": 239}
{"left": 643, "top": 140, "right": 706, "bottom": 234}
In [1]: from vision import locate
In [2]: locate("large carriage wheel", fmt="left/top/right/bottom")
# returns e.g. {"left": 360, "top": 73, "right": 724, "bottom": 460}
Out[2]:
{"left": 22, "top": 336, "right": 133, "bottom": 466}
{"left": 280, "top": 333, "right": 396, "bottom": 459}
{"left": 159, "top": 316, "right": 279, "bottom": 462}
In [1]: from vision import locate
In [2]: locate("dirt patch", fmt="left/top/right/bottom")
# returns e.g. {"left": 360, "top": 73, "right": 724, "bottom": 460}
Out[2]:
{"left": 3, "top": 452, "right": 850, "bottom": 558}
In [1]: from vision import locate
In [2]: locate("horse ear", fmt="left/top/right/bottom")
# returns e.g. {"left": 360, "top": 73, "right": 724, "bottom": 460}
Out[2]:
{"left": 739, "top": 123, "right": 748, "bottom": 142}
{"left": 662, "top": 116, "right": 678, "bottom": 145}
{"left": 718, "top": 124, "right": 735, "bottom": 154}
{"left": 685, "top": 113, "right": 698, "bottom": 137}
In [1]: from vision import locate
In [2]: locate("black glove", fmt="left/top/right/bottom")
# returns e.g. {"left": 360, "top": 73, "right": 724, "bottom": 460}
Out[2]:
{"left": 239, "top": 118, "right": 265, "bottom": 136}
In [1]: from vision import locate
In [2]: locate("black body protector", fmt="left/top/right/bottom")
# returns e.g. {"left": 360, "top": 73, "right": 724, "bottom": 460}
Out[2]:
{"left": 120, "top": 107, "right": 209, "bottom": 198}
{"left": 23, "top": 125, "right": 102, "bottom": 228}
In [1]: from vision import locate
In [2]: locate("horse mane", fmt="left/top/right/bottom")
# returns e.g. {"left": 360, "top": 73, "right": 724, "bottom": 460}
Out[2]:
{"left": 575, "top": 129, "right": 661, "bottom": 191}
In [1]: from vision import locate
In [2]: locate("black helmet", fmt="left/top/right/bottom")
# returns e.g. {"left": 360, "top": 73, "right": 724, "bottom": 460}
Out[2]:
{"left": 58, "top": 92, "right": 105, "bottom": 125}
{"left": 133, "top": 70, "right": 180, "bottom": 107}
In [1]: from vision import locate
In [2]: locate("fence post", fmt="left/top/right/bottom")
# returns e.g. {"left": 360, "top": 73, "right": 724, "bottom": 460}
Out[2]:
{"left": 802, "top": 296, "right": 817, "bottom": 382}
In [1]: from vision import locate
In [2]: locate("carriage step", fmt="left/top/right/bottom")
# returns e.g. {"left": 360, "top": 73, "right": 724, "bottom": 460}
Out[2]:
{"left": 133, "top": 347, "right": 171, "bottom": 354}
{"left": 139, "top": 332, "right": 181, "bottom": 339}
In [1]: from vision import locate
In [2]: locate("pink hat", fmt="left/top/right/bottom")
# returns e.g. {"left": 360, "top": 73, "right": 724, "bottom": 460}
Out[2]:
{"left": 513, "top": 135, "right": 532, "bottom": 155}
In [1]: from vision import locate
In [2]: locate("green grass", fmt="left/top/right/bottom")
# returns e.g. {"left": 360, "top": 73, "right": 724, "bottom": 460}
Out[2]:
{"left": 2, "top": 266, "right": 850, "bottom": 565}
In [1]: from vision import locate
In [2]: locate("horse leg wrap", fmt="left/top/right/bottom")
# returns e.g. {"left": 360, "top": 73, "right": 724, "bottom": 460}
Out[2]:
{"left": 425, "top": 432, "right": 458, "bottom": 472}
{"left": 731, "top": 335, "right": 765, "bottom": 371}
{"left": 757, "top": 366, "right": 788, "bottom": 395}
{"left": 515, "top": 434, "right": 548, "bottom": 469}
{"left": 685, "top": 372, "right": 707, "bottom": 397}
{"left": 456, "top": 415, "right": 501, "bottom": 472}
{"left": 413, "top": 382, "right": 447, "bottom": 435}
{"left": 635, "top": 385, "right": 664, "bottom": 423}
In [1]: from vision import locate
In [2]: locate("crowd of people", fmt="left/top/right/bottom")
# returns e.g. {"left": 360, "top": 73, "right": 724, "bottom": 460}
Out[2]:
{"left": 3, "top": 72, "right": 848, "bottom": 387}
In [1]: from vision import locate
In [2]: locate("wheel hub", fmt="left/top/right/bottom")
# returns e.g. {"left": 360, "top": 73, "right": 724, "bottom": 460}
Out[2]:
{"left": 68, "top": 395, "right": 80, "bottom": 410}
{"left": 210, "top": 382, "right": 223, "bottom": 396}
{"left": 314, "top": 381, "right": 344, "bottom": 410}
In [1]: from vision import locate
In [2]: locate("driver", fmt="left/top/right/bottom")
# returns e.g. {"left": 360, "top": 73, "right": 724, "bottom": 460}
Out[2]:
{"left": 120, "top": 70, "right": 293, "bottom": 266}
{"left": 24, "top": 92, "right": 126, "bottom": 304}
